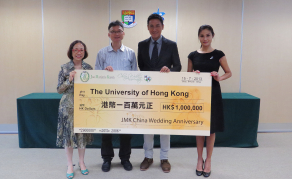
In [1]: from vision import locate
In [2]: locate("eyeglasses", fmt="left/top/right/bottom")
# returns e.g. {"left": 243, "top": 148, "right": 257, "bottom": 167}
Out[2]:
{"left": 110, "top": 30, "right": 124, "bottom": 34}
{"left": 72, "top": 49, "right": 84, "bottom": 53}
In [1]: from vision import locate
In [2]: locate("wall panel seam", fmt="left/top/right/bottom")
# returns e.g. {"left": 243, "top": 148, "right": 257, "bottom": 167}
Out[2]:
{"left": 176, "top": 0, "right": 178, "bottom": 43}
{"left": 109, "top": 0, "right": 111, "bottom": 46}
{"left": 42, "top": 0, "right": 45, "bottom": 92}
{"left": 239, "top": 0, "right": 244, "bottom": 93}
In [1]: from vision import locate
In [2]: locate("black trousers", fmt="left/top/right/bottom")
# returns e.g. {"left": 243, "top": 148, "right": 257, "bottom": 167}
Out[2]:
{"left": 101, "top": 134, "right": 132, "bottom": 161}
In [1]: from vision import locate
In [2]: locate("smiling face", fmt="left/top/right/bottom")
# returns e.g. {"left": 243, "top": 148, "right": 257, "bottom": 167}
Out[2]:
{"left": 198, "top": 29, "right": 214, "bottom": 47}
{"left": 148, "top": 19, "right": 164, "bottom": 41}
{"left": 72, "top": 43, "right": 85, "bottom": 61}
{"left": 108, "top": 25, "right": 125, "bottom": 43}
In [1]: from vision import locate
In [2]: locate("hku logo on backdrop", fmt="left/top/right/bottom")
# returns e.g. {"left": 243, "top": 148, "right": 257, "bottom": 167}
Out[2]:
{"left": 122, "top": 10, "right": 137, "bottom": 28}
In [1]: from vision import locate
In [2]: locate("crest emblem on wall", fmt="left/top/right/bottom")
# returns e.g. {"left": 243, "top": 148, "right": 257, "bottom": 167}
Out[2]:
{"left": 153, "top": 8, "right": 165, "bottom": 20}
{"left": 121, "top": 10, "right": 137, "bottom": 28}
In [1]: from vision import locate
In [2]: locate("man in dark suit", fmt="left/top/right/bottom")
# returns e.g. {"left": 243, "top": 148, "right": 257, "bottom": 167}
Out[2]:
{"left": 138, "top": 15, "right": 181, "bottom": 72}
{"left": 138, "top": 13, "right": 181, "bottom": 173}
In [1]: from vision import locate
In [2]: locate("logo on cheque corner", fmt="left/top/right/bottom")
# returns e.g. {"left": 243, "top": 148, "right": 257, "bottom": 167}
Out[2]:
{"left": 122, "top": 10, "right": 137, "bottom": 28}
{"left": 144, "top": 75, "right": 151, "bottom": 82}
{"left": 80, "top": 71, "right": 90, "bottom": 82}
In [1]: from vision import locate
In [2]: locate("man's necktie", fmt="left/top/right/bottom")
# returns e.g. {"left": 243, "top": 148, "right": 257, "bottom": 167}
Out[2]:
{"left": 151, "top": 41, "right": 158, "bottom": 67}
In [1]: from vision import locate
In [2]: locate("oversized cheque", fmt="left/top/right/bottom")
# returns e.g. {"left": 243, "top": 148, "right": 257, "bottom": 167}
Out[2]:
{"left": 74, "top": 70, "right": 211, "bottom": 136}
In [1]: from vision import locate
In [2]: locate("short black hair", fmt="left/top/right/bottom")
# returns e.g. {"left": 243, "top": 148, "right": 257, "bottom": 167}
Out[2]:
{"left": 108, "top": 20, "right": 124, "bottom": 30}
{"left": 147, "top": 14, "right": 163, "bottom": 25}
{"left": 67, "top": 40, "right": 88, "bottom": 60}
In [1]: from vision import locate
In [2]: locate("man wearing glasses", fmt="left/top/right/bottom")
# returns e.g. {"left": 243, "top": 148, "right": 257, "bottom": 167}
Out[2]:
{"left": 137, "top": 13, "right": 181, "bottom": 173}
{"left": 95, "top": 20, "right": 137, "bottom": 172}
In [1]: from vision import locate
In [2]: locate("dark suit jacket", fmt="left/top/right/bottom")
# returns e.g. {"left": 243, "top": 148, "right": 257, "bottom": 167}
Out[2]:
{"left": 138, "top": 36, "right": 181, "bottom": 72}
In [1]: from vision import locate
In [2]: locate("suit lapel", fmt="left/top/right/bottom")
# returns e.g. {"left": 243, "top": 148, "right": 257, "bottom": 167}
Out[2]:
{"left": 145, "top": 38, "right": 151, "bottom": 62}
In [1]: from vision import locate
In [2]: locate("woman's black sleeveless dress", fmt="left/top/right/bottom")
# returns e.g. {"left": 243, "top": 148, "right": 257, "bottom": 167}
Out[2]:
{"left": 188, "top": 49, "right": 225, "bottom": 133}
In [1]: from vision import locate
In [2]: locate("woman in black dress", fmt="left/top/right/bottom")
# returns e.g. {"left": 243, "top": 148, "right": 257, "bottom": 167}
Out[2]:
{"left": 187, "top": 25, "right": 232, "bottom": 177}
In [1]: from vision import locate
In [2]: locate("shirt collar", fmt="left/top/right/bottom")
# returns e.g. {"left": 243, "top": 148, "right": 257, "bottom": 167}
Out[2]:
{"left": 68, "top": 60, "right": 87, "bottom": 70}
{"left": 68, "top": 60, "right": 75, "bottom": 69}
{"left": 150, "top": 35, "right": 163, "bottom": 44}
{"left": 107, "top": 44, "right": 125, "bottom": 52}
{"left": 81, "top": 61, "right": 88, "bottom": 69}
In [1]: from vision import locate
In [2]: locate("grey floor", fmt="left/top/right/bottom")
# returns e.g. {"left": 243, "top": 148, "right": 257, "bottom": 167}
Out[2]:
{"left": 0, "top": 133, "right": 291, "bottom": 179}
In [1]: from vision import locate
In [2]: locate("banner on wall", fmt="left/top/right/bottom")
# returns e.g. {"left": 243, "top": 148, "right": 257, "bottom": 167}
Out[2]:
{"left": 74, "top": 70, "right": 212, "bottom": 136}
{"left": 121, "top": 10, "right": 137, "bottom": 28}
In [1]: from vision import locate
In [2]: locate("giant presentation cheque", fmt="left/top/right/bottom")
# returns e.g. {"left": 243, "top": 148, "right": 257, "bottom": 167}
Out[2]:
{"left": 74, "top": 70, "right": 212, "bottom": 136}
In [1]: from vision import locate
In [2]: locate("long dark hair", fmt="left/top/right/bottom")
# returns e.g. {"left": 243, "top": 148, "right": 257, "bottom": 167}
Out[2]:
{"left": 198, "top": 25, "right": 215, "bottom": 48}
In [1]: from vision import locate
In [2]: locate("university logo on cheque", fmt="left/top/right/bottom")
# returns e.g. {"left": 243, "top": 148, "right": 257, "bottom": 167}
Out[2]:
{"left": 80, "top": 71, "right": 90, "bottom": 82}
{"left": 121, "top": 10, "right": 137, "bottom": 28}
